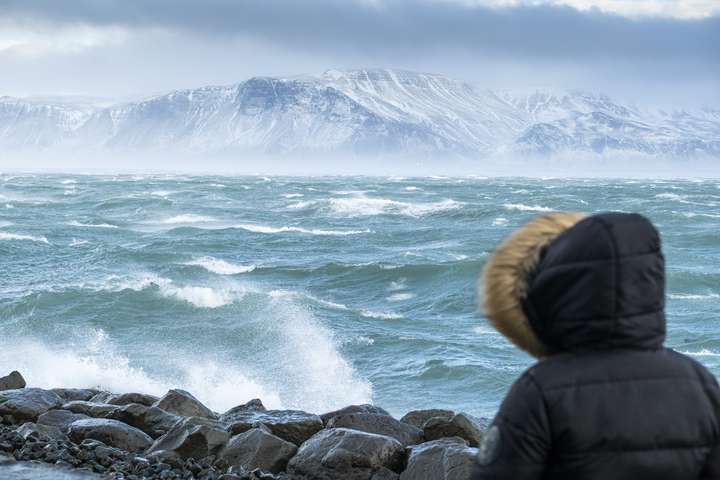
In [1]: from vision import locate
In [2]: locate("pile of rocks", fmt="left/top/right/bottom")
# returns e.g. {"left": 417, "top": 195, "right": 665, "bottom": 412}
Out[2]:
{"left": 0, "top": 371, "right": 488, "bottom": 479}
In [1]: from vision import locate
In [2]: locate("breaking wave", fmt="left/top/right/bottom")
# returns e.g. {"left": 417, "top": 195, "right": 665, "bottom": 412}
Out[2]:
{"left": 0, "top": 232, "right": 49, "bottom": 244}
{"left": 183, "top": 257, "right": 256, "bottom": 275}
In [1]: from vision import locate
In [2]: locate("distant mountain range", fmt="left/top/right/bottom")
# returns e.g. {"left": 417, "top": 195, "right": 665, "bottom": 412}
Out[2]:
{"left": 1, "top": 69, "right": 718, "bottom": 158}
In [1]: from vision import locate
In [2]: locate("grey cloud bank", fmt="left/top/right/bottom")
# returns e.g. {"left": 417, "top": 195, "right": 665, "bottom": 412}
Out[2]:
{"left": 0, "top": 0, "right": 717, "bottom": 106}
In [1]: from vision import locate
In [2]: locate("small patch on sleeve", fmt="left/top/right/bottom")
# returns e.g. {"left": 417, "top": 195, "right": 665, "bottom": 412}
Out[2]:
{"left": 476, "top": 425, "right": 501, "bottom": 466}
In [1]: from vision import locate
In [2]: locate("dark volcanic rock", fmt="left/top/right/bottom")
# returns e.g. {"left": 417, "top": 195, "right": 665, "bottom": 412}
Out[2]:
{"left": 147, "top": 416, "right": 230, "bottom": 460}
{"left": 0, "top": 388, "right": 63, "bottom": 422}
{"left": 219, "top": 399, "right": 267, "bottom": 424}
{"left": 422, "top": 413, "right": 488, "bottom": 448}
{"left": 287, "top": 428, "right": 405, "bottom": 480}
{"left": 37, "top": 409, "right": 91, "bottom": 430}
{"left": 105, "top": 402, "right": 181, "bottom": 438}
{"left": 0, "top": 371, "right": 26, "bottom": 391}
{"left": 320, "top": 404, "right": 391, "bottom": 425}
{"left": 153, "top": 389, "right": 216, "bottom": 419}
{"left": 400, "top": 409, "right": 454, "bottom": 429}
{"left": 224, "top": 410, "right": 323, "bottom": 446}
{"left": 399, "top": 437, "right": 479, "bottom": 480}
{"left": 107, "top": 392, "right": 159, "bottom": 407}
{"left": 68, "top": 418, "right": 153, "bottom": 453}
{"left": 88, "top": 391, "right": 115, "bottom": 404}
{"left": 15, "top": 421, "right": 67, "bottom": 441}
{"left": 62, "top": 401, "right": 119, "bottom": 418}
{"left": 50, "top": 388, "right": 99, "bottom": 402}
{"left": 217, "top": 426, "right": 297, "bottom": 473}
{"left": 326, "top": 413, "right": 424, "bottom": 446}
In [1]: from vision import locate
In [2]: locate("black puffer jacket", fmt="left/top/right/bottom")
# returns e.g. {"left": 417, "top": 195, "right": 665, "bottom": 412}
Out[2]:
{"left": 475, "top": 212, "right": 720, "bottom": 479}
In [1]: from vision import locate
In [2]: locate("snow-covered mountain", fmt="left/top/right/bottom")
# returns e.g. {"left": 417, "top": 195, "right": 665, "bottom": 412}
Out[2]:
{"left": 1, "top": 69, "right": 718, "bottom": 158}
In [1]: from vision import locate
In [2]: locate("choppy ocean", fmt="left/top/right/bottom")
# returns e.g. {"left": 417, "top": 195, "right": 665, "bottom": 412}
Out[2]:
{"left": 1, "top": 174, "right": 718, "bottom": 418}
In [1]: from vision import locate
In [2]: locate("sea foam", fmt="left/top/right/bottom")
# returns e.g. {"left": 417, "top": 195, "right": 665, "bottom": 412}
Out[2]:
{"left": 183, "top": 257, "right": 256, "bottom": 275}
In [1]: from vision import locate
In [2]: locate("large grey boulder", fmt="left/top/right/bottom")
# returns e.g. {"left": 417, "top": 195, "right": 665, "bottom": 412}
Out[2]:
{"left": 219, "top": 399, "right": 267, "bottom": 424}
{"left": 51, "top": 388, "right": 99, "bottom": 402}
{"left": 62, "top": 400, "right": 119, "bottom": 418}
{"left": 37, "top": 409, "right": 90, "bottom": 430}
{"left": 224, "top": 409, "right": 323, "bottom": 446}
{"left": 0, "top": 388, "right": 63, "bottom": 422}
{"left": 88, "top": 391, "right": 116, "bottom": 403}
{"left": 423, "top": 413, "right": 488, "bottom": 448}
{"left": 108, "top": 392, "right": 159, "bottom": 407}
{"left": 399, "top": 438, "right": 479, "bottom": 480}
{"left": 0, "top": 371, "right": 26, "bottom": 391}
{"left": 326, "top": 413, "right": 423, "bottom": 446}
{"left": 153, "top": 389, "right": 215, "bottom": 419}
{"left": 105, "top": 402, "right": 181, "bottom": 438}
{"left": 400, "top": 409, "right": 454, "bottom": 429}
{"left": 68, "top": 418, "right": 153, "bottom": 453}
{"left": 15, "top": 421, "right": 67, "bottom": 441}
{"left": 147, "top": 416, "right": 230, "bottom": 460}
{"left": 320, "top": 404, "right": 390, "bottom": 425}
{"left": 287, "top": 428, "right": 405, "bottom": 480}
{"left": 217, "top": 426, "right": 297, "bottom": 474}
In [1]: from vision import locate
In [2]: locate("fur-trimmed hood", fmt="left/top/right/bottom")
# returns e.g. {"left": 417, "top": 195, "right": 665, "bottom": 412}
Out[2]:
{"left": 480, "top": 212, "right": 666, "bottom": 358}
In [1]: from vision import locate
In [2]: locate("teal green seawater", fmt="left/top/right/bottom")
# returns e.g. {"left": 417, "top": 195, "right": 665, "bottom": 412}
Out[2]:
{"left": 1, "top": 174, "right": 718, "bottom": 418}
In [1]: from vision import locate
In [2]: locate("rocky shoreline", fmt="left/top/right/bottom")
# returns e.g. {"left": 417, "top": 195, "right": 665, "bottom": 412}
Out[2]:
{"left": 0, "top": 371, "right": 487, "bottom": 479}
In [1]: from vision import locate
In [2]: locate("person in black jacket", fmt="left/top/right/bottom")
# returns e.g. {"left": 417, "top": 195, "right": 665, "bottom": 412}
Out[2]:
{"left": 474, "top": 211, "right": 720, "bottom": 479}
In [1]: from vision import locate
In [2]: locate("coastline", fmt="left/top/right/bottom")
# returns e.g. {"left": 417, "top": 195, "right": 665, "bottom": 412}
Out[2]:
{"left": 0, "top": 371, "right": 488, "bottom": 479}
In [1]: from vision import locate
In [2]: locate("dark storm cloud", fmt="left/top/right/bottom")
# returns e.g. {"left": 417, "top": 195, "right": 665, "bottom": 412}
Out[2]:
{"left": 2, "top": 0, "right": 718, "bottom": 62}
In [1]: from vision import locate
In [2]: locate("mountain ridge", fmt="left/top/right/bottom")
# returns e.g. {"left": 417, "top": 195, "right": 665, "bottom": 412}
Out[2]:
{"left": 1, "top": 68, "right": 718, "bottom": 158}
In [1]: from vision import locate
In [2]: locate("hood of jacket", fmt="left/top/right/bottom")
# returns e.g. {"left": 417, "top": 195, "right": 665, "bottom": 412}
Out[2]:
{"left": 481, "top": 212, "right": 665, "bottom": 358}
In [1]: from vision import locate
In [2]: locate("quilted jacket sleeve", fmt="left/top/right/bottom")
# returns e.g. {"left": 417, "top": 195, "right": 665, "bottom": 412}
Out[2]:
{"left": 473, "top": 370, "right": 551, "bottom": 480}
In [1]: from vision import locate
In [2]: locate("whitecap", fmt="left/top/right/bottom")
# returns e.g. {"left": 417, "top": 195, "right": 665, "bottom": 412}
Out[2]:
{"left": 70, "top": 238, "right": 89, "bottom": 247}
{"left": 326, "top": 196, "right": 461, "bottom": 217}
{"left": 679, "top": 212, "right": 720, "bottom": 219}
{"left": 668, "top": 293, "right": 720, "bottom": 300}
{"left": 503, "top": 203, "right": 553, "bottom": 212}
{"left": 150, "top": 190, "right": 174, "bottom": 197}
{"left": 67, "top": 221, "right": 119, "bottom": 229}
{"left": 492, "top": 217, "right": 509, "bottom": 226}
{"left": 0, "top": 232, "right": 49, "bottom": 244}
{"left": 183, "top": 257, "right": 256, "bottom": 275}
{"left": 100, "top": 274, "right": 238, "bottom": 309}
{"left": 283, "top": 193, "right": 304, "bottom": 198}
{"left": 61, "top": 179, "right": 77, "bottom": 185}
{"left": 387, "top": 292, "right": 415, "bottom": 302}
{"left": 359, "top": 310, "right": 403, "bottom": 320}
{"left": 160, "top": 214, "right": 215, "bottom": 224}
{"left": 235, "top": 224, "right": 370, "bottom": 236}
{"left": 680, "top": 349, "right": 720, "bottom": 357}
{"left": 404, "top": 186, "right": 421, "bottom": 191}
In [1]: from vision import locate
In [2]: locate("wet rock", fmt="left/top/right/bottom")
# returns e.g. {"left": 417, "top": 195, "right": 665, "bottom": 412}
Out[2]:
{"left": 0, "top": 371, "right": 26, "bottom": 391}
{"left": 107, "top": 392, "right": 160, "bottom": 407}
{"left": 147, "top": 416, "right": 230, "bottom": 460}
{"left": 0, "top": 388, "right": 63, "bottom": 422}
{"left": 400, "top": 409, "right": 454, "bottom": 429}
{"left": 224, "top": 410, "right": 323, "bottom": 446}
{"left": 219, "top": 399, "right": 267, "bottom": 424}
{"left": 15, "top": 421, "right": 67, "bottom": 441}
{"left": 288, "top": 428, "right": 405, "bottom": 480}
{"left": 50, "top": 388, "right": 99, "bottom": 402}
{"left": 326, "top": 413, "right": 423, "bottom": 446}
{"left": 217, "top": 426, "right": 297, "bottom": 473}
{"left": 422, "top": 413, "right": 488, "bottom": 448}
{"left": 68, "top": 418, "right": 153, "bottom": 453}
{"left": 105, "top": 403, "right": 181, "bottom": 438}
{"left": 88, "top": 392, "right": 115, "bottom": 404}
{"left": 63, "top": 401, "right": 120, "bottom": 418}
{"left": 399, "top": 437, "right": 479, "bottom": 480}
{"left": 37, "top": 409, "right": 91, "bottom": 430}
{"left": 320, "top": 404, "right": 391, "bottom": 425}
{"left": 153, "top": 389, "right": 216, "bottom": 419}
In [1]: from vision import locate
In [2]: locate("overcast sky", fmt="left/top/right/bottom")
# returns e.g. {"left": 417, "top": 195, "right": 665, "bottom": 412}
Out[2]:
{"left": 0, "top": 0, "right": 717, "bottom": 107}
